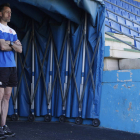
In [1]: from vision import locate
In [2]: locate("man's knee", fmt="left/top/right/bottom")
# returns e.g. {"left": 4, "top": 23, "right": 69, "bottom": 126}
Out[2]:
{"left": 3, "top": 93, "right": 11, "bottom": 101}
{"left": 0, "top": 88, "right": 4, "bottom": 101}
{"left": 3, "top": 87, "right": 12, "bottom": 101}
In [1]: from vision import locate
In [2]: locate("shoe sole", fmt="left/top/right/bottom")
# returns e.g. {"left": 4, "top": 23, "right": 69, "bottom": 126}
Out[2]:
{"left": 4, "top": 133, "right": 15, "bottom": 137}
{"left": 0, "top": 136, "right": 7, "bottom": 139}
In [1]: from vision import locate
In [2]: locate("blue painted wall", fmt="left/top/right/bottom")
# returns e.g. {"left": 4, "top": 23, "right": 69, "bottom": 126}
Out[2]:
{"left": 100, "top": 69, "right": 140, "bottom": 134}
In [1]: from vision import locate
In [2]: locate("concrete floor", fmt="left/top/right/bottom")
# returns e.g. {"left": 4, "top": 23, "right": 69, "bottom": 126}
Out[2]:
{"left": 4, "top": 121, "right": 140, "bottom": 140}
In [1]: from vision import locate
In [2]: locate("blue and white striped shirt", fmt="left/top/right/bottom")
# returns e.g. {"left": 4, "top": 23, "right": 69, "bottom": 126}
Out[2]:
{"left": 0, "top": 23, "right": 18, "bottom": 67}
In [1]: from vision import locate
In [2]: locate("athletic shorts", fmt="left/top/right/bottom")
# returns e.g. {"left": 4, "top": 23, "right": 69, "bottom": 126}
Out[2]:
{"left": 0, "top": 67, "right": 18, "bottom": 88}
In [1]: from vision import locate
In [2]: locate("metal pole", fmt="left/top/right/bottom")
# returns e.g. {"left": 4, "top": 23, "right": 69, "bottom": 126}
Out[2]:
{"left": 121, "top": 0, "right": 140, "bottom": 11}
{"left": 63, "top": 20, "right": 70, "bottom": 113}
{"left": 105, "top": 32, "right": 140, "bottom": 51}
{"left": 31, "top": 20, "right": 35, "bottom": 114}
{"left": 79, "top": 12, "right": 87, "bottom": 116}
{"left": 14, "top": 52, "right": 18, "bottom": 114}
{"left": 106, "top": 16, "right": 140, "bottom": 35}
{"left": 47, "top": 39, "right": 53, "bottom": 115}
{"left": 106, "top": 9, "right": 140, "bottom": 27}
{"left": 104, "top": 0, "right": 140, "bottom": 18}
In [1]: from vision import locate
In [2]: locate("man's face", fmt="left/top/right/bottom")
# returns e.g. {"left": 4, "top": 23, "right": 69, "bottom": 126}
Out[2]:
{"left": 0, "top": 6, "right": 11, "bottom": 23}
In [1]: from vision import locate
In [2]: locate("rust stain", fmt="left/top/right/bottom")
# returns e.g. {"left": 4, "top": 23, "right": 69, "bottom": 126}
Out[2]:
{"left": 113, "top": 84, "right": 118, "bottom": 89}
{"left": 116, "top": 110, "right": 119, "bottom": 112}
{"left": 128, "top": 102, "right": 132, "bottom": 111}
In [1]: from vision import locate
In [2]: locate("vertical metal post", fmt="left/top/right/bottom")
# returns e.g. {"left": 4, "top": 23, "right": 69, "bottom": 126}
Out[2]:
{"left": 63, "top": 20, "right": 70, "bottom": 114}
{"left": 79, "top": 12, "right": 87, "bottom": 117}
{"left": 31, "top": 20, "right": 35, "bottom": 114}
{"left": 47, "top": 39, "right": 53, "bottom": 115}
{"left": 14, "top": 52, "right": 18, "bottom": 114}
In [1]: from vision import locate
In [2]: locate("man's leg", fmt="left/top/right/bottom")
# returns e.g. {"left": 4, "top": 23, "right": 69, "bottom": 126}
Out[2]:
{"left": 1, "top": 87, "right": 12, "bottom": 127}
{"left": 0, "top": 88, "right": 6, "bottom": 138}
{"left": 0, "top": 88, "right": 4, "bottom": 117}
{"left": 0, "top": 88, "right": 4, "bottom": 124}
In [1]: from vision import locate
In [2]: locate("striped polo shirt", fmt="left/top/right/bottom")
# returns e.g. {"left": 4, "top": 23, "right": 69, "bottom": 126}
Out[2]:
{"left": 0, "top": 23, "right": 18, "bottom": 67}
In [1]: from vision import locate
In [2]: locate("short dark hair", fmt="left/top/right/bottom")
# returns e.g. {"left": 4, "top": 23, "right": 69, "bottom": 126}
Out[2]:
{"left": 0, "top": 3, "right": 10, "bottom": 12}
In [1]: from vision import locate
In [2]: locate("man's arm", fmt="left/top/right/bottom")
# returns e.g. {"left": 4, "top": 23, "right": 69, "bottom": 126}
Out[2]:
{"left": 11, "top": 40, "right": 22, "bottom": 53}
{"left": 0, "top": 39, "right": 12, "bottom": 51}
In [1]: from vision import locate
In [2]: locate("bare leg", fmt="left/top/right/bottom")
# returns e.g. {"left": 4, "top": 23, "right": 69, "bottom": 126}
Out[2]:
{"left": 0, "top": 88, "right": 4, "bottom": 125}
{"left": 1, "top": 87, "right": 12, "bottom": 127}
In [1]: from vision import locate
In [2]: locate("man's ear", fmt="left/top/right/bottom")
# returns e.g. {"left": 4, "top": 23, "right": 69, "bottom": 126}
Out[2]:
{"left": 0, "top": 12, "right": 2, "bottom": 17}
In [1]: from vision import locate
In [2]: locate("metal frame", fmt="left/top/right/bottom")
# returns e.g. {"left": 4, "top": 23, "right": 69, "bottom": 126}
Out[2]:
{"left": 10, "top": 11, "right": 104, "bottom": 126}
{"left": 104, "top": 0, "right": 140, "bottom": 17}
{"left": 121, "top": 0, "right": 140, "bottom": 10}
{"left": 106, "top": 16, "right": 140, "bottom": 35}
{"left": 106, "top": 9, "right": 140, "bottom": 26}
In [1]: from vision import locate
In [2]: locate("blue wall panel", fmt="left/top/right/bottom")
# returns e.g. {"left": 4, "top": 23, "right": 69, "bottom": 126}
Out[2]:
{"left": 100, "top": 69, "right": 140, "bottom": 133}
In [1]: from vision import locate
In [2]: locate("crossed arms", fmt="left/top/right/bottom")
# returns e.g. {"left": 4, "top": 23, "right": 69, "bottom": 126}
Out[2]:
{"left": 0, "top": 39, "right": 22, "bottom": 53}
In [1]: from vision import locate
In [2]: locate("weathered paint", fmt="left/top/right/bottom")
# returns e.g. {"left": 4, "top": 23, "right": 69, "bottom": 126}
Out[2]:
{"left": 103, "top": 69, "right": 140, "bottom": 83}
{"left": 100, "top": 69, "right": 140, "bottom": 134}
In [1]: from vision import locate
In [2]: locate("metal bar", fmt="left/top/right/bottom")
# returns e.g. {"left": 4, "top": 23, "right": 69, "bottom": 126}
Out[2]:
{"left": 14, "top": 52, "right": 18, "bottom": 112}
{"left": 32, "top": 39, "right": 48, "bottom": 103}
{"left": 85, "top": 40, "right": 95, "bottom": 93}
{"left": 65, "top": 21, "right": 70, "bottom": 83}
{"left": 106, "top": 16, "right": 140, "bottom": 34}
{"left": 53, "top": 44, "right": 64, "bottom": 100}
{"left": 81, "top": 14, "right": 87, "bottom": 84}
{"left": 106, "top": 9, "right": 140, "bottom": 26}
{"left": 47, "top": 39, "right": 53, "bottom": 112}
{"left": 79, "top": 13, "right": 87, "bottom": 111}
{"left": 31, "top": 20, "right": 35, "bottom": 112}
{"left": 50, "top": 40, "right": 53, "bottom": 83}
{"left": 14, "top": 33, "right": 33, "bottom": 104}
{"left": 63, "top": 20, "right": 70, "bottom": 110}
{"left": 33, "top": 34, "right": 51, "bottom": 104}
{"left": 121, "top": 0, "right": 140, "bottom": 10}
{"left": 104, "top": 0, "right": 140, "bottom": 17}
{"left": 69, "top": 44, "right": 80, "bottom": 102}
{"left": 105, "top": 24, "right": 140, "bottom": 43}
{"left": 81, "top": 36, "right": 101, "bottom": 104}
{"left": 63, "top": 30, "right": 85, "bottom": 103}
{"left": 18, "top": 55, "right": 32, "bottom": 103}
{"left": 48, "top": 31, "right": 68, "bottom": 103}
{"left": 105, "top": 32, "right": 140, "bottom": 51}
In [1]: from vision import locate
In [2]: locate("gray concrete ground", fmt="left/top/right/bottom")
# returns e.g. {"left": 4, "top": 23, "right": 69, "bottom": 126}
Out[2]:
{"left": 5, "top": 121, "right": 140, "bottom": 140}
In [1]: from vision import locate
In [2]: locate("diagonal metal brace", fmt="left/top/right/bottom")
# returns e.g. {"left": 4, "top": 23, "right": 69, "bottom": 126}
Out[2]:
{"left": 80, "top": 35, "right": 101, "bottom": 104}
{"left": 63, "top": 30, "right": 85, "bottom": 104}
{"left": 31, "top": 33, "right": 51, "bottom": 104}
{"left": 32, "top": 38, "right": 48, "bottom": 103}
{"left": 14, "top": 32, "right": 33, "bottom": 104}
{"left": 48, "top": 31, "right": 68, "bottom": 103}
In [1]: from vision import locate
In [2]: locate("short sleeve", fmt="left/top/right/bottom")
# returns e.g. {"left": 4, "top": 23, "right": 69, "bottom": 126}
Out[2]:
{"left": 13, "top": 34, "right": 18, "bottom": 42}
{"left": 12, "top": 29, "right": 18, "bottom": 42}
{"left": 0, "top": 30, "right": 4, "bottom": 39}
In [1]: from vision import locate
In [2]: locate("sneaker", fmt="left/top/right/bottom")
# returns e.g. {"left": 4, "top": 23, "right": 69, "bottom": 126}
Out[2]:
{"left": 0, "top": 127, "right": 6, "bottom": 139}
{"left": 3, "top": 125, "right": 15, "bottom": 137}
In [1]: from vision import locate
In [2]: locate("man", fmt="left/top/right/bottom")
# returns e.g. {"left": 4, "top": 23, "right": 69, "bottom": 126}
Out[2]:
{"left": 0, "top": 3, "right": 22, "bottom": 138}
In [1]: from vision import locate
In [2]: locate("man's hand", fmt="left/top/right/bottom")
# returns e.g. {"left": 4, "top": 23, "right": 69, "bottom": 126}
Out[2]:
{"left": 5, "top": 41, "right": 10, "bottom": 45}
{"left": 12, "top": 40, "right": 22, "bottom": 53}
{"left": 0, "top": 39, "right": 12, "bottom": 51}
{"left": 14, "top": 40, "right": 22, "bottom": 46}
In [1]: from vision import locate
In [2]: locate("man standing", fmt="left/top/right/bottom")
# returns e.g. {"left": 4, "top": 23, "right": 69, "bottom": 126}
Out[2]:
{"left": 0, "top": 3, "right": 22, "bottom": 138}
